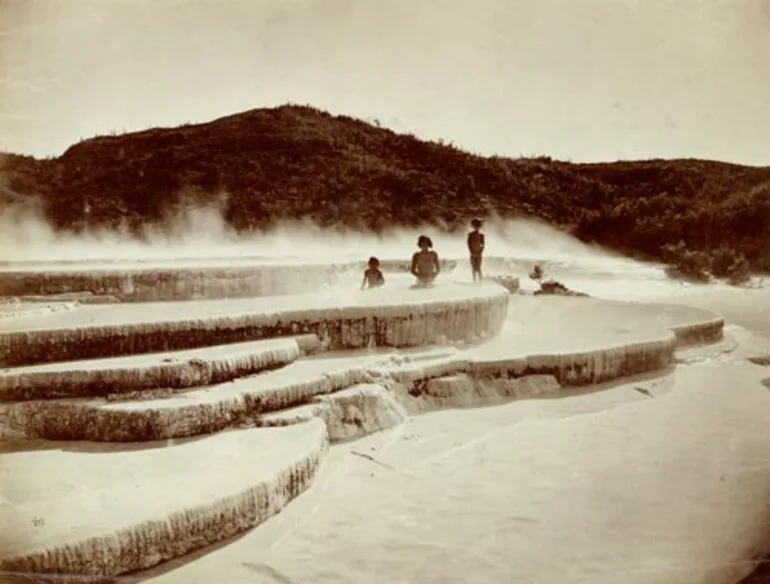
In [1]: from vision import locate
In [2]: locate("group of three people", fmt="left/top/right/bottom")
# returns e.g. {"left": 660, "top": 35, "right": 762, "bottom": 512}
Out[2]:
{"left": 361, "top": 218, "right": 486, "bottom": 290}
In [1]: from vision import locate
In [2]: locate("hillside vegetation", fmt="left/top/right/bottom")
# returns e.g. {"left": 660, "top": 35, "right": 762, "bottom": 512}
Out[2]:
{"left": 1, "top": 104, "right": 769, "bottom": 271}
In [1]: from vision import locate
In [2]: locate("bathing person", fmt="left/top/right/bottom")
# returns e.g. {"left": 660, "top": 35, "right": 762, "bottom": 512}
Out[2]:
{"left": 467, "top": 218, "right": 485, "bottom": 282}
{"left": 361, "top": 256, "right": 385, "bottom": 290}
{"left": 411, "top": 235, "right": 440, "bottom": 286}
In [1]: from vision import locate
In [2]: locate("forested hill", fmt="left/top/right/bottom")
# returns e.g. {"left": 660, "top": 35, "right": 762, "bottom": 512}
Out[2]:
{"left": 1, "top": 104, "right": 769, "bottom": 270}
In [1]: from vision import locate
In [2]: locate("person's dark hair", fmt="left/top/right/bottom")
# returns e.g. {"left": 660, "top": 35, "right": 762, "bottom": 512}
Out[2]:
{"left": 417, "top": 235, "right": 433, "bottom": 248}
{"left": 471, "top": 218, "right": 483, "bottom": 229}
{"left": 368, "top": 256, "right": 380, "bottom": 268}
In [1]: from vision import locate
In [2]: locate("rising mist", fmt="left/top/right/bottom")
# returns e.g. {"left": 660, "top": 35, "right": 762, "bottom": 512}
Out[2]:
{"left": 0, "top": 200, "right": 636, "bottom": 269}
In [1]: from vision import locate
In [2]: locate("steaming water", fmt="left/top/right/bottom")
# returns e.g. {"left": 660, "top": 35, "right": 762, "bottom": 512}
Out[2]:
{"left": 5, "top": 201, "right": 765, "bottom": 326}
{"left": 1, "top": 200, "right": 765, "bottom": 328}
{"left": 0, "top": 204, "right": 664, "bottom": 275}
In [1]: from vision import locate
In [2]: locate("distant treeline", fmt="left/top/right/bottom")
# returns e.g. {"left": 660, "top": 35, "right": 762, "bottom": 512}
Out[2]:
{"left": 1, "top": 104, "right": 768, "bottom": 271}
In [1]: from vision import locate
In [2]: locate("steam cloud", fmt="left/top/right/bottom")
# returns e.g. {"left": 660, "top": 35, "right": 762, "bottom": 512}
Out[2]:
{"left": 0, "top": 199, "right": 632, "bottom": 269}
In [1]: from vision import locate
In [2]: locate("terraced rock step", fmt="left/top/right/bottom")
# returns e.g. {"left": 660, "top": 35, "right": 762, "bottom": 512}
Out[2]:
{"left": 0, "top": 261, "right": 362, "bottom": 302}
{"left": 0, "top": 421, "right": 329, "bottom": 582}
{"left": 259, "top": 375, "right": 563, "bottom": 441}
{"left": 256, "top": 299, "right": 725, "bottom": 441}
{"left": 7, "top": 292, "right": 122, "bottom": 304}
{"left": 0, "top": 301, "right": 79, "bottom": 321}
{"left": 0, "top": 335, "right": 321, "bottom": 402}
{"left": 0, "top": 283, "right": 510, "bottom": 367}
{"left": 0, "top": 278, "right": 739, "bottom": 584}
{"left": 2, "top": 298, "right": 723, "bottom": 443}
{"left": 3, "top": 353, "right": 403, "bottom": 441}
{"left": 0, "top": 258, "right": 461, "bottom": 303}
{"left": 149, "top": 362, "right": 770, "bottom": 584}
{"left": 488, "top": 295, "right": 725, "bottom": 348}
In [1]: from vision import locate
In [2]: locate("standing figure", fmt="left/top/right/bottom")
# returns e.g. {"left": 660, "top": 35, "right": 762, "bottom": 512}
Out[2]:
{"left": 467, "top": 218, "right": 486, "bottom": 282}
{"left": 411, "top": 235, "right": 440, "bottom": 287}
{"left": 361, "top": 256, "right": 385, "bottom": 290}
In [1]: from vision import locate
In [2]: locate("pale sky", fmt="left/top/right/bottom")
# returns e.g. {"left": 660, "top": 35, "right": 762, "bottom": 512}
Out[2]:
{"left": 1, "top": 0, "right": 769, "bottom": 164}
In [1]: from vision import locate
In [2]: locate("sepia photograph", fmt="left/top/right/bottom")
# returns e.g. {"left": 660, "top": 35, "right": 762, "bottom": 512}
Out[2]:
{"left": 1, "top": 0, "right": 769, "bottom": 582}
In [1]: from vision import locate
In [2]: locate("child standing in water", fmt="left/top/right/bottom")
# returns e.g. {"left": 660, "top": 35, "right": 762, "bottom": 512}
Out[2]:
{"left": 467, "top": 218, "right": 485, "bottom": 282}
{"left": 361, "top": 256, "right": 385, "bottom": 290}
{"left": 411, "top": 235, "right": 441, "bottom": 287}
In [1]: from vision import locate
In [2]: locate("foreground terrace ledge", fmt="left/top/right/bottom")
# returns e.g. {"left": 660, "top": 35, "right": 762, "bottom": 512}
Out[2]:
{"left": 0, "top": 282, "right": 510, "bottom": 367}
{"left": 153, "top": 363, "right": 770, "bottom": 584}
{"left": 0, "top": 421, "right": 329, "bottom": 581}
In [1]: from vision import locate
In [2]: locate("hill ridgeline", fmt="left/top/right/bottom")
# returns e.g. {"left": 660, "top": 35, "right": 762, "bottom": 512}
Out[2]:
{"left": 1, "top": 104, "right": 768, "bottom": 272}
